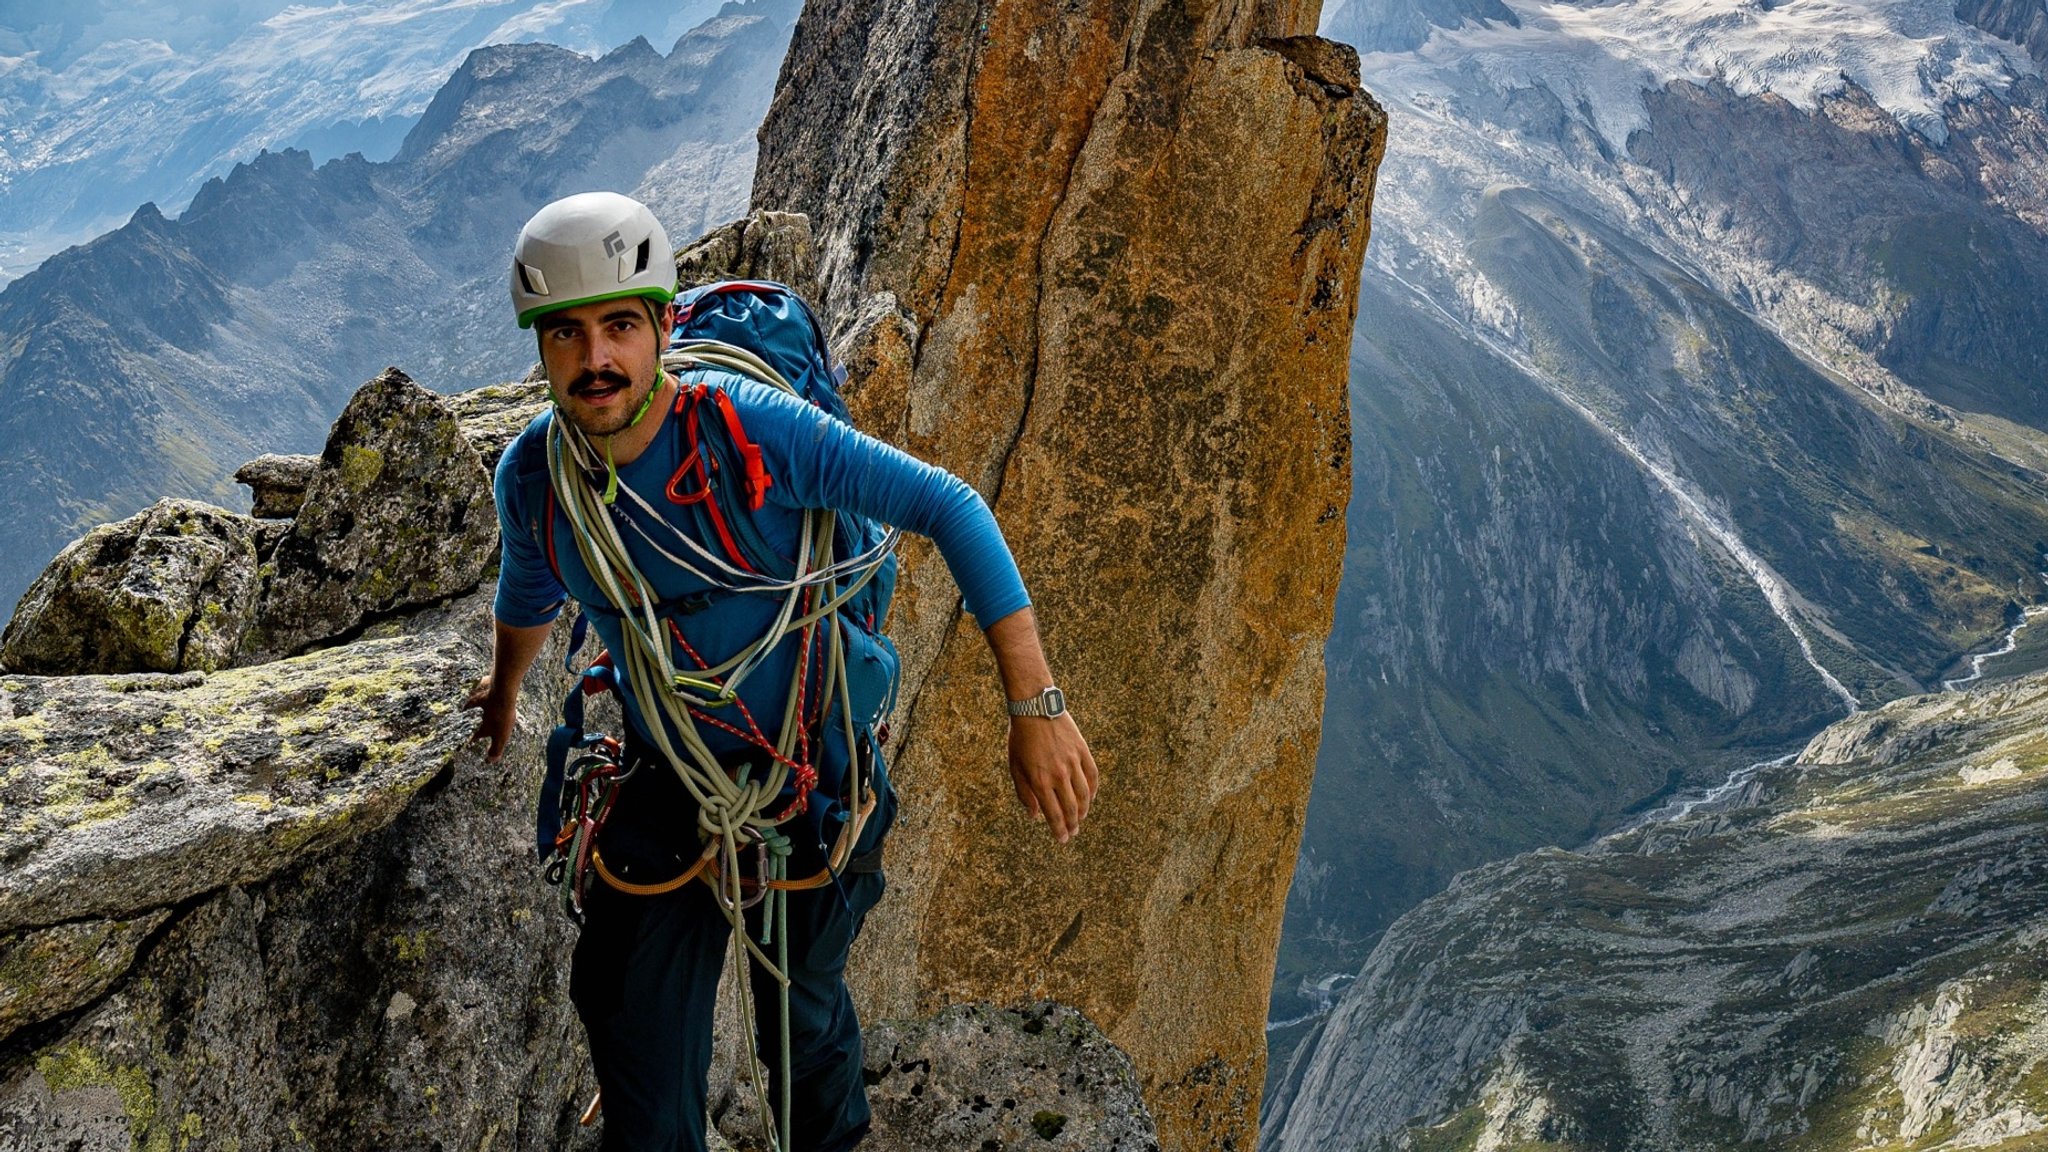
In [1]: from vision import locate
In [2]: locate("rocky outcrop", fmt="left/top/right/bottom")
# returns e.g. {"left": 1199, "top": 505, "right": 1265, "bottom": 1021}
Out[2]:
{"left": 233, "top": 455, "right": 318, "bottom": 520}
{"left": 240, "top": 368, "right": 497, "bottom": 662}
{"left": 753, "top": 4, "right": 1384, "bottom": 1147}
{"left": 0, "top": 382, "right": 597, "bottom": 1147}
{"left": 1264, "top": 673, "right": 2048, "bottom": 1151}
{"left": 675, "top": 210, "right": 821, "bottom": 299}
{"left": 0, "top": 501, "right": 260, "bottom": 676}
{"left": 443, "top": 380, "right": 550, "bottom": 468}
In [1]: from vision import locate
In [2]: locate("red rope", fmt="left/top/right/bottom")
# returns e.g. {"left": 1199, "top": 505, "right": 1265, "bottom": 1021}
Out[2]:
{"left": 665, "top": 617, "right": 819, "bottom": 817}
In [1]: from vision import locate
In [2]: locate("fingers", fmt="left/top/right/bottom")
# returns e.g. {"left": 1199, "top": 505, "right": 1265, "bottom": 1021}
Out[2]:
{"left": 465, "top": 677, "right": 512, "bottom": 763}
{"left": 1052, "top": 770, "right": 1083, "bottom": 843}
{"left": 469, "top": 717, "right": 507, "bottom": 763}
{"left": 1029, "top": 762, "right": 1078, "bottom": 843}
{"left": 1012, "top": 769, "right": 1042, "bottom": 820}
{"left": 1009, "top": 717, "right": 1100, "bottom": 845}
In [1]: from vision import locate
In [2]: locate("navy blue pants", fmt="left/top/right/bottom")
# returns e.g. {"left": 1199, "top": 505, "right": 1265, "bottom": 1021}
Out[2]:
{"left": 570, "top": 737, "right": 891, "bottom": 1152}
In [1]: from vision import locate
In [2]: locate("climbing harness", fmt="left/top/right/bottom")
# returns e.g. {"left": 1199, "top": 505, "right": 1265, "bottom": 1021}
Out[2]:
{"left": 531, "top": 282, "right": 901, "bottom": 1152}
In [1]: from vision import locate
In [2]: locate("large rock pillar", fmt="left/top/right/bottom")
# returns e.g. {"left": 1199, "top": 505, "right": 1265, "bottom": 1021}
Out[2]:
{"left": 755, "top": 2, "right": 1385, "bottom": 1146}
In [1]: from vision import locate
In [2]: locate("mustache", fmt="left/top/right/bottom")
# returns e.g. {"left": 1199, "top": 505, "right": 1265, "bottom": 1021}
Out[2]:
{"left": 566, "top": 370, "right": 633, "bottom": 396}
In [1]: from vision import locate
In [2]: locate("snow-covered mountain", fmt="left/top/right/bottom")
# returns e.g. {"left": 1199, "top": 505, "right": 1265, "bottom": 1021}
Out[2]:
{"left": 1272, "top": 0, "right": 2048, "bottom": 1115}
{"left": 0, "top": 0, "right": 724, "bottom": 284}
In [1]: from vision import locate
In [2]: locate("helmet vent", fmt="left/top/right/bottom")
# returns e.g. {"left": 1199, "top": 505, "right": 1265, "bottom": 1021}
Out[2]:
{"left": 517, "top": 261, "right": 548, "bottom": 297}
{"left": 634, "top": 239, "right": 651, "bottom": 275}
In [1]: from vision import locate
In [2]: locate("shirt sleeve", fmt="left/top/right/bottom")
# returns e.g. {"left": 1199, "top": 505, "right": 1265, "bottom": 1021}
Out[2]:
{"left": 736, "top": 379, "right": 1032, "bottom": 626}
{"left": 492, "top": 421, "right": 570, "bottom": 628}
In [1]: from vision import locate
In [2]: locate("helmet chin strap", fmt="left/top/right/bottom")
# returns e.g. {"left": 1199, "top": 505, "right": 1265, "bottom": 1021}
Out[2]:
{"left": 596, "top": 369, "right": 667, "bottom": 504}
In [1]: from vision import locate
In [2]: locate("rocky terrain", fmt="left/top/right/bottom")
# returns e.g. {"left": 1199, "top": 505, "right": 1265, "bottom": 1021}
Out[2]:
{"left": 0, "top": 0, "right": 796, "bottom": 614}
{"left": 0, "top": 360, "right": 1161, "bottom": 1152}
{"left": 1263, "top": 662, "right": 2048, "bottom": 1151}
{"left": 750, "top": 3, "right": 1384, "bottom": 1149}
{"left": 1276, "top": 0, "right": 2048, "bottom": 1054}
{"left": 0, "top": 0, "right": 1382, "bottom": 1145}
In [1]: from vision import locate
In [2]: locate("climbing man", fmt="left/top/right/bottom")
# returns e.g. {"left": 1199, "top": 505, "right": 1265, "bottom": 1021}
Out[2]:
{"left": 463, "top": 190, "right": 1098, "bottom": 1152}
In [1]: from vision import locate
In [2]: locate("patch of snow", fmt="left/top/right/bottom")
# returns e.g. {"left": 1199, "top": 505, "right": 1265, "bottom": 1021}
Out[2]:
{"left": 1959, "top": 758, "right": 2023, "bottom": 785}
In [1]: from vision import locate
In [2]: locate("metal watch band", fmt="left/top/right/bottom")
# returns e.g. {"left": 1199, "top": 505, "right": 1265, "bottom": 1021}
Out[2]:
{"left": 1006, "top": 685, "right": 1067, "bottom": 718}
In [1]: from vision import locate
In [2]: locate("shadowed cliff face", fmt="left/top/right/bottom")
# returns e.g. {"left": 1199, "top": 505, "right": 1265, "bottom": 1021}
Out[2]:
{"left": 753, "top": 2, "right": 1385, "bottom": 1148}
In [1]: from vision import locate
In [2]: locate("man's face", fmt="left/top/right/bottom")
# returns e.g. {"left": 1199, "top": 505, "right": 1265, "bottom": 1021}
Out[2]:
{"left": 535, "top": 298, "right": 668, "bottom": 437}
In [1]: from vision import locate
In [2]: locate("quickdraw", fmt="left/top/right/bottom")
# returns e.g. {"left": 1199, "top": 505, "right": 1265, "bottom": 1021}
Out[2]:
{"left": 537, "top": 614, "right": 629, "bottom": 922}
{"left": 545, "top": 733, "right": 634, "bottom": 921}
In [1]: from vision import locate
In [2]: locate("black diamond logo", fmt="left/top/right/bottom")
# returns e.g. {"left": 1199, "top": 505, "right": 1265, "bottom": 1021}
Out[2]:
{"left": 602, "top": 230, "right": 626, "bottom": 258}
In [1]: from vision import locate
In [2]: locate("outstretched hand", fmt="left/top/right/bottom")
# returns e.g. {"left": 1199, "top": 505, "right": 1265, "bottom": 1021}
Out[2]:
{"left": 1008, "top": 713, "right": 1099, "bottom": 844}
{"left": 463, "top": 673, "right": 517, "bottom": 763}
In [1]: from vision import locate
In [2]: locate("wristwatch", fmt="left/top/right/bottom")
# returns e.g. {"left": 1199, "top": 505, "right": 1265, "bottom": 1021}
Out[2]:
{"left": 1007, "top": 685, "right": 1067, "bottom": 719}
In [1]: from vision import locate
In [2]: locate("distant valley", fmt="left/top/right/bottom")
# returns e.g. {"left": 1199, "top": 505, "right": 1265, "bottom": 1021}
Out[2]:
{"left": 1272, "top": 0, "right": 2048, "bottom": 1110}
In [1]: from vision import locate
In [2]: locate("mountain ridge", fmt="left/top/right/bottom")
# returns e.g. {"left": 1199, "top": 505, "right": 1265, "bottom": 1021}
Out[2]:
{"left": 0, "top": 0, "right": 728, "bottom": 283}
{"left": 0, "top": 0, "right": 798, "bottom": 617}
{"left": 1266, "top": 663, "right": 2048, "bottom": 1151}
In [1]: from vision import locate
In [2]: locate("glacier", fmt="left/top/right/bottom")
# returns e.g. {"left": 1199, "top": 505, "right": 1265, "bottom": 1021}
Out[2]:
{"left": 1345, "top": 0, "right": 2042, "bottom": 150}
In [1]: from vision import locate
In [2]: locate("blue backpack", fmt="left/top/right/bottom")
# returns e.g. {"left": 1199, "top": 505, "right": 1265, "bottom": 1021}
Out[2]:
{"left": 664, "top": 279, "right": 902, "bottom": 735}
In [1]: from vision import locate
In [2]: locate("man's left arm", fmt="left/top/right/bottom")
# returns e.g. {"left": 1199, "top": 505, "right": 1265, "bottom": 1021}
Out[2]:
{"left": 986, "top": 606, "right": 1099, "bottom": 843}
{"left": 744, "top": 383, "right": 1100, "bottom": 842}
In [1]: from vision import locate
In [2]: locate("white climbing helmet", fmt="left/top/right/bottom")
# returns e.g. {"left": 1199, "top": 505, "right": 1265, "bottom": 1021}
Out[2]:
{"left": 510, "top": 192, "right": 676, "bottom": 329}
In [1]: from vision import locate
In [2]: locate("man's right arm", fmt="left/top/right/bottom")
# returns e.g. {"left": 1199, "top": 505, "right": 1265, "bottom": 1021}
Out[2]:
{"left": 466, "top": 422, "right": 569, "bottom": 761}
{"left": 466, "top": 620, "right": 553, "bottom": 761}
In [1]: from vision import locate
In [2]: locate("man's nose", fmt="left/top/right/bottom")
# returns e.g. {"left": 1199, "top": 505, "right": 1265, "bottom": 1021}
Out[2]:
{"left": 582, "top": 331, "right": 627, "bottom": 377}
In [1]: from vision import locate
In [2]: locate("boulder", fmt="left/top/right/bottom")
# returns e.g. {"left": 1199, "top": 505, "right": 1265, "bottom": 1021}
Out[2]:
{"left": 241, "top": 368, "right": 497, "bottom": 660}
{"left": 862, "top": 1003, "right": 1160, "bottom": 1152}
{"left": 444, "top": 379, "right": 551, "bottom": 469}
{"left": 753, "top": 2, "right": 1385, "bottom": 1146}
{"left": 232, "top": 454, "right": 319, "bottom": 519}
{"left": 0, "top": 499, "right": 260, "bottom": 675}
{"left": 0, "top": 633, "right": 476, "bottom": 937}
{"left": 0, "top": 590, "right": 598, "bottom": 1149}
{"left": 0, "top": 913, "right": 169, "bottom": 1044}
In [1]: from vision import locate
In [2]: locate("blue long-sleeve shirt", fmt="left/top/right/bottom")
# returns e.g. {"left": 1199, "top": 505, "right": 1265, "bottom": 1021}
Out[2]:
{"left": 493, "top": 368, "right": 1029, "bottom": 773}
